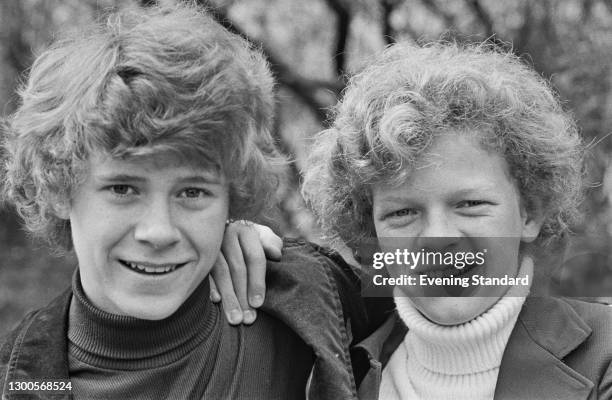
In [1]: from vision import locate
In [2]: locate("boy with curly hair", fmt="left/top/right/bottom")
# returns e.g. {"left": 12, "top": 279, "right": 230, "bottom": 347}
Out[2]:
{"left": 0, "top": 5, "right": 372, "bottom": 399}
{"left": 301, "top": 42, "right": 612, "bottom": 399}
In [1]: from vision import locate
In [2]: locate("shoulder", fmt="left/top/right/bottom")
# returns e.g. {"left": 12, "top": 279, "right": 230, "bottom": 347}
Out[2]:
{"left": 521, "top": 297, "right": 612, "bottom": 396}
{"left": 561, "top": 298, "right": 612, "bottom": 396}
{"left": 0, "top": 309, "right": 43, "bottom": 391}
{"left": 0, "top": 289, "right": 71, "bottom": 389}
{"left": 561, "top": 297, "right": 612, "bottom": 330}
{"left": 270, "top": 238, "right": 362, "bottom": 299}
{"left": 520, "top": 296, "right": 612, "bottom": 355}
{"left": 0, "top": 310, "right": 39, "bottom": 366}
{"left": 558, "top": 298, "right": 612, "bottom": 363}
{"left": 266, "top": 238, "right": 392, "bottom": 343}
{"left": 266, "top": 238, "right": 363, "bottom": 311}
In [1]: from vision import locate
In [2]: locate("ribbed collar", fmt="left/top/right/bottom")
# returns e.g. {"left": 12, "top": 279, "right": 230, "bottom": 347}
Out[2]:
{"left": 68, "top": 270, "right": 219, "bottom": 370}
{"left": 394, "top": 256, "right": 533, "bottom": 375}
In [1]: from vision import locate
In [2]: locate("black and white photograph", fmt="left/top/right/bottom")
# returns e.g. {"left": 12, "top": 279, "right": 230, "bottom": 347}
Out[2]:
{"left": 1, "top": 0, "right": 612, "bottom": 399}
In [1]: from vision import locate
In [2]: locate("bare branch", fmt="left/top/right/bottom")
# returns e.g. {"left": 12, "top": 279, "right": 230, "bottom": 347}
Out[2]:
{"left": 151, "top": 0, "right": 342, "bottom": 122}
{"left": 323, "top": 0, "right": 350, "bottom": 76}
{"left": 513, "top": 1, "right": 532, "bottom": 53}
{"left": 381, "top": 0, "right": 397, "bottom": 44}
{"left": 581, "top": 0, "right": 594, "bottom": 21}
{"left": 465, "top": 0, "right": 494, "bottom": 38}
{"left": 1, "top": 2, "right": 32, "bottom": 74}
{"left": 208, "top": 8, "right": 341, "bottom": 121}
{"left": 140, "top": 0, "right": 157, "bottom": 7}
{"left": 419, "top": 0, "right": 455, "bottom": 27}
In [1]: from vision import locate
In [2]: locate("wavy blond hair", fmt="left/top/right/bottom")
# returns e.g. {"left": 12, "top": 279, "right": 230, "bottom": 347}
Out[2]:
{"left": 302, "top": 42, "right": 584, "bottom": 251}
{"left": 2, "top": 4, "right": 282, "bottom": 250}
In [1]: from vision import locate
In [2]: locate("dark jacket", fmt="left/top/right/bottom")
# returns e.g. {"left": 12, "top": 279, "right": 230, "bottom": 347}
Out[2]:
{"left": 353, "top": 296, "right": 612, "bottom": 400}
{"left": 0, "top": 239, "right": 390, "bottom": 400}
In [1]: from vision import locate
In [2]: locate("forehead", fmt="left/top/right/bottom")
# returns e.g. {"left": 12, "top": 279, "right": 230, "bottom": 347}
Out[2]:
{"left": 375, "top": 132, "right": 514, "bottom": 197}
{"left": 86, "top": 152, "right": 223, "bottom": 179}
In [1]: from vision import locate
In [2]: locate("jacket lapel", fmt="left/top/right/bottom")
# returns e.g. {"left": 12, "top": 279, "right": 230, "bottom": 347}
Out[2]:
{"left": 353, "top": 313, "right": 406, "bottom": 400}
{"left": 494, "top": 297, "right": 594, "bottom": 400}
{"left": 4, "top": 289, "right": 72, "bottom": 400}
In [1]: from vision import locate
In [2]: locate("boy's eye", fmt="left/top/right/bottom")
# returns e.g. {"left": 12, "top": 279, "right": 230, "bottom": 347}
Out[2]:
{"left": 109, "top": 185, "right": 136, "bottom": 196}
{"left": 178, "top": 188, "right": 210, "bottom": 198}
{"left": 387, "top": 208, "right": 419, "bottom": 219}
{"left": 456, "top": 200, "right": 488, "bottom": 208}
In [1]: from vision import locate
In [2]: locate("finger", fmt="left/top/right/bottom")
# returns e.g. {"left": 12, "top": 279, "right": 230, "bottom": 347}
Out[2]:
{"left": 257, "top": 225, "right": 283, "bottom": 261}
{"left": 242, "top": 309, "right": 257, "bottom": 325}
{"left": 209, "top": 276, "right": 221, "bottom": 303}
{"left": 238, "top": 226, "right": 267, "bottom": 309}
{"left": 221, "top": 226, "right": 253, "bottom": 316}
{"left": 210, "top": 253, "right": 243, "bottom": 325}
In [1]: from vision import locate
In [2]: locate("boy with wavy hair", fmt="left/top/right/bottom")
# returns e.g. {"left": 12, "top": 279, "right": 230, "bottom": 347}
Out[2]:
{"left": 0, "top": 5, "right": 325, "bottom": 399}
{"left": 301, "top": 42, "right": 612, "bottom": 399}
{"left": 223, "top": 41, "right": 612, "bottom": 399}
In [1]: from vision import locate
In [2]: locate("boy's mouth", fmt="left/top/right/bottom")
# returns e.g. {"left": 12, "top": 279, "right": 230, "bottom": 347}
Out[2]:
{"left": 119, "top": 260, "right": 187, "bottom": 275}
{"left": 420, "top": 261, "right": 481, "bottom": 279}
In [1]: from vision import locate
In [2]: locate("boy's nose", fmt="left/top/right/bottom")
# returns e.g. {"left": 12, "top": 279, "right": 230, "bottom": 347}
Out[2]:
{"left": 134, "top": 200, "right": 181, "bottom": 249}
{"left": 416, "top": 211, "right": 461, "bottom": 250}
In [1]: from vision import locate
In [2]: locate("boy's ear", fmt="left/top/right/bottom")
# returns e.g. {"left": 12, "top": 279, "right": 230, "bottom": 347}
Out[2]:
{"left": 520, "top": 201, "right": 544, "bottom": 243}
{"left": 53, "top": 201, "right": 71, "bottom": 220}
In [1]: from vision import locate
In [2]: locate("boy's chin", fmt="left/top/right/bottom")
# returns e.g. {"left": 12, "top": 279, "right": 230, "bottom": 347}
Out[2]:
{"left": 412, "top": 296, "right": 500, "bottom": 326}
{"left": 114, "top": 295, "right": 188, "bottom": 320}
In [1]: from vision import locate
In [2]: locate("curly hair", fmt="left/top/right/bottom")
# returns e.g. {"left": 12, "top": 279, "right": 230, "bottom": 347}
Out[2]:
{"left": 2, "top": 3, "right": 283, "bottom": 250}
{"left": 302, "top": 42, "right": 584, "bottom": 252}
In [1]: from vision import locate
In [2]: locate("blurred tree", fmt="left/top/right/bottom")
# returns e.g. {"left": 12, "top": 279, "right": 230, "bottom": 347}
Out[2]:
{"left": 1, "top": 0, "right": 612, "bottom": 336}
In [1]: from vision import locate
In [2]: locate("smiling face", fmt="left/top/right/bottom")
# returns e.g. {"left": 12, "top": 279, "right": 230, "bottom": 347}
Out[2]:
{"left": 62, "top": 153, "right": 229, "bottom": 320}
{"left": 372, "top": 132, "right": 542, "bottom": 325}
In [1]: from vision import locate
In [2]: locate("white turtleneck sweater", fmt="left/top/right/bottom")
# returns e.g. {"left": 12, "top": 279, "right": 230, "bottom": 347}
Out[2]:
{"left": 379, "top": 257, "right": 533, "bottom": 400}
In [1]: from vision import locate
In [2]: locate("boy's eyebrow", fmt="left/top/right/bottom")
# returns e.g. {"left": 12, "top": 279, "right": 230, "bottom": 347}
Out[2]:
{"left": 377, "top": 185, "right": 499, "bottom": 203}
{"left": 95, "top": 173, "right": 223, "bottom": 184}
{"left": 178, "top": 175, "right": 223, "bottom": 185}
{"left": 376, "top": 195, "right": 413, "bottom": 204}
{"left": 96, "top": 174, "right": 146, "bottom": 183}
{"left": 452, "top": 186, "right": 498, "bottom": 197}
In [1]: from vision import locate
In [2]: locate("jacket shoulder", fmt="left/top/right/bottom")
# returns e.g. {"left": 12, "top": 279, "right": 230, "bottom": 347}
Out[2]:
{"left": 0, "top": 308, "right": 44, "bottom": 389}
{"left": 270, "top": 239, "right": 364, "bottom": 322}
{"left": 559, "top": 298, "right": 612, "bottom": 396}
{"left": 269, "top": 238, "right": 392, "bottom": 343}
{"left": 0, "top": 289, "right": 72, "bottom": 391}
{"left": 1, "top": 310, "right": 38, "bottom": 365}
{"left": 561, "top": 297, "right": 612, "bottom": 330}
{"left": 560, "top": 297, "right": 612, "bottom": 357}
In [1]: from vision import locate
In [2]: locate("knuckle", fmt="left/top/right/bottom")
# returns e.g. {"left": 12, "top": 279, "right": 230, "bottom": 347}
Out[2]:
{"left": 250, "top": 283, "right": 266, "bottom": 294}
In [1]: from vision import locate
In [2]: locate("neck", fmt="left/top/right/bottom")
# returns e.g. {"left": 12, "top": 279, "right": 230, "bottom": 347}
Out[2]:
{"left": 394, "top": 256, "right": 533, "bottom": 374}
{"left": 68, "top": 270, "right": 218, "bottom": 369}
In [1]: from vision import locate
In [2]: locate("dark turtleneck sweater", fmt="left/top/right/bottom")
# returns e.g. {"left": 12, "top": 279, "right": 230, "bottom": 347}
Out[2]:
{"left": 67, "top": 271, "right": 313, "bottom": 399}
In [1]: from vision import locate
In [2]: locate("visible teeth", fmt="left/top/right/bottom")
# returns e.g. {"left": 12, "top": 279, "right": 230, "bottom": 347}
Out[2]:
{"left": 125, "top": 261, "right": 178, "bottom": 274}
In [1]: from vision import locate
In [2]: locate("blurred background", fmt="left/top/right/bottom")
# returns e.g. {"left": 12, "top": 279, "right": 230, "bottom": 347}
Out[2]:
{"left": 2, "top": 0, "right": 612, "bottom": 337}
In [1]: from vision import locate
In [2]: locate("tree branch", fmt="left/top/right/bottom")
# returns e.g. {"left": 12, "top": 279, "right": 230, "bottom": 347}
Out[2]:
{"left": 466, "top": 0, "right": 495, "bottom": 39}
{"left": 208, "top": 7, "right": 342, "bottom": 122}
{"left": 1, "top": 2, "right": 32, "bottom": 74}
{"left": 419, "top": 0, "right": 455, "bottom": 28}
{"left": 513, "top": 1, "right": 532, "bottom": 53}
{"left": 381, "top": 0, "right": 397, "bottom": 44}
{"left": 323, "top": 0, "right": 350, "bottom": 76}
{"left": 581, "top": 0, "right": 594, "bottom": 22}
{"left": 139, "top": 0, "right": 343, "bottom": 122}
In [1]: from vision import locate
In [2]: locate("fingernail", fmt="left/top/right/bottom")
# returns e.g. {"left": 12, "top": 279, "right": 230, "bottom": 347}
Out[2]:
{"left": 250, "top": 295, "right": 263, "bottom": 307}
{"left": 243, "top": 310, "right": 256, "bottom": 323}
{"left": 229, "top": 309, "right": 242, "bottom": 324}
